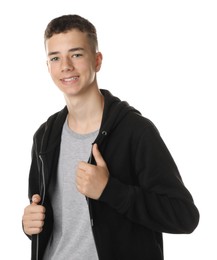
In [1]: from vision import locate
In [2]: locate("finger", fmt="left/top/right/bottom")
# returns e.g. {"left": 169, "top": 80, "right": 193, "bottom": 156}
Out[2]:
{"left": 77, "top": 161, "right": 88, "bottom": 171}
{"left": 92, "top": 143, "right": 106, "bottom": 167}
{"left": 24, "top": 218, "right": 45, "bottom": 235}
{"left": 27, "top": 226, "right": 44, "bottom": 235}
{"left": 31, "top": 194, "right": 41, "bottom": 205}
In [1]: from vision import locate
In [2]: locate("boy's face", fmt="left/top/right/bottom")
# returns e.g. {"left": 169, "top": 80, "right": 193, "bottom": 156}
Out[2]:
{"left": 45, "top": 29, "right": 102, "bottom": 97}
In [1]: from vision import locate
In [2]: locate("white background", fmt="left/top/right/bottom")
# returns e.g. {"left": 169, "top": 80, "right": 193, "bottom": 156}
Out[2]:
{"left": 0, "top": 0, "right": 216, "bottom": 259}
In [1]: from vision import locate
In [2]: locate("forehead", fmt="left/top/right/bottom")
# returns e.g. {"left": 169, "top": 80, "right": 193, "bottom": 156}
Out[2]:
{"left": 45, "top": 29, "right": 90, "bottom": 53}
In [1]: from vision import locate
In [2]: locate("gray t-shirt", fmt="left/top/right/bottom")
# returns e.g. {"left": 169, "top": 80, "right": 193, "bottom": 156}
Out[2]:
{"left": 43, "top": 119, "right": 99, "bottom": 259}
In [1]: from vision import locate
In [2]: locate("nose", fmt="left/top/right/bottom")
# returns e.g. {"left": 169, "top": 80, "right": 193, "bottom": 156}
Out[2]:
{"left": 61, "top": 57, "right": 74, "bottom": 72}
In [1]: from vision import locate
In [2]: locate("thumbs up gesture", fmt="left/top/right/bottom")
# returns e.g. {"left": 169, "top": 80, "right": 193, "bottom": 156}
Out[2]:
{"left": 76, "top": 143, "right": 109, "bottom": 200}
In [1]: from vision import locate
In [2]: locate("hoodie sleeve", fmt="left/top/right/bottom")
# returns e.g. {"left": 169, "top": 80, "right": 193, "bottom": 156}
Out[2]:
{"left": 99, "top": 125, "right": 199, "bottom": 234}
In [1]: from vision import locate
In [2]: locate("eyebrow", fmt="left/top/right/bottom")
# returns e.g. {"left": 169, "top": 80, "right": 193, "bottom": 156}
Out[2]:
{"left": 48, "top": 47, "right": 85, "bottom": 56}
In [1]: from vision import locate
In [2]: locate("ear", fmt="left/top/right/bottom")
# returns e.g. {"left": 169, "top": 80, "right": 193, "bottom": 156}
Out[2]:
{"left": 95, "top": 52, "right": 103, "bottom": 72}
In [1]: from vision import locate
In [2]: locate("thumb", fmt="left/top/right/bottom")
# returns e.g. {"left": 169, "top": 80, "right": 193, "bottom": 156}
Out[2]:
{"left": 31, "top": 194, "right": 41, "bottom": 205}
{"left": 92, "top": 143, "right": 106, "bottom": 167}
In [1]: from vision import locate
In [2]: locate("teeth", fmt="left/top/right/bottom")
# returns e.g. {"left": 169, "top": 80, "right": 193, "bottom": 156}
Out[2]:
{"left": 64, "top": 77, "right": 78, "bottom": 82}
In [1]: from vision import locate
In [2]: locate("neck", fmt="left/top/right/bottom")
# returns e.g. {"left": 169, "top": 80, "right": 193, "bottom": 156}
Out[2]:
{"left": 65, "top": 88, "right": 104, "bottom": 134}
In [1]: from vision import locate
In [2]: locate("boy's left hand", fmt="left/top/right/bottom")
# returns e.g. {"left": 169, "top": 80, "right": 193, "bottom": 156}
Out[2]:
{"left": 76, "top": 143, "right": 109, "bottom": 199}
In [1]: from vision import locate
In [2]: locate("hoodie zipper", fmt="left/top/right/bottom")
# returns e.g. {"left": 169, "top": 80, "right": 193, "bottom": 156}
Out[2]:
{"left": 34, "top": 155, "right": 46, "bottom": 260}
{"left": 87, "top": 148, "right": 94, "bottom": 226}
{"left": 39, "top": 155, "right": 46, "bottom": 205}
{"left": 87, "top": 197, "right": 94, "bottom": 227}
{"left": 87, "top": 137, "right": 106, "bottom": 227}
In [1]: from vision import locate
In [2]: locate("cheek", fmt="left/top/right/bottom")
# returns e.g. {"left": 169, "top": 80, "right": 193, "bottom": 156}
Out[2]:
{"left": 48, "top": 65, "right": 58, "bottom": 77}
{"left": 48, "top": 67, "right": 60, "bottom": 85}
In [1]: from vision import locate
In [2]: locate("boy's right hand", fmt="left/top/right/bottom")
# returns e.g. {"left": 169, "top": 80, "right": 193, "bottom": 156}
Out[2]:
{"left": 22, "top": 194, "right": 46, "bottom": 236}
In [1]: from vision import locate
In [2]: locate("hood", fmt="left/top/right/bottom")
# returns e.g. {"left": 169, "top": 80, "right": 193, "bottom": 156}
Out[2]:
{"left": 95, "top": 89, "right": 141, "bottom": 145}
{"left": 37, "top": 89, "right": 140, "bottom": 154}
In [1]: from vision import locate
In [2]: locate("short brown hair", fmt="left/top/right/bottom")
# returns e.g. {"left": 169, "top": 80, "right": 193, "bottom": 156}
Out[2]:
{"left": 44, "top": 14, "right": 98, "bottom": 51}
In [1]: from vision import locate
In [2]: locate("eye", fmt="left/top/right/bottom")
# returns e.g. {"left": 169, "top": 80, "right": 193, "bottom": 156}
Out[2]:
{"left": 72, "top": 53, "right": 82, "bottom": 58}
{"left": 50, "top": 56, "right": 59, "bottom": 62}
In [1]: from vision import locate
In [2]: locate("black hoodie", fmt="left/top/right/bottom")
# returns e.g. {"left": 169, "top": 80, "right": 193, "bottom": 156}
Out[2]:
{"left": 27, "top": 89, "right": 199, "bottom": 260}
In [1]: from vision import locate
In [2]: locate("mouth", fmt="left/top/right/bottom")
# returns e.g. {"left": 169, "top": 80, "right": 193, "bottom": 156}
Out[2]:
{"left": 61, "top": 76, "right": 79, "bottom": 82}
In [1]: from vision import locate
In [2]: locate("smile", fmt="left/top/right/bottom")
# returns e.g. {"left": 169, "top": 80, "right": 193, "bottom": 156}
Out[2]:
{"left": 62, "top": 76, "right": 79, "bottom": 82}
